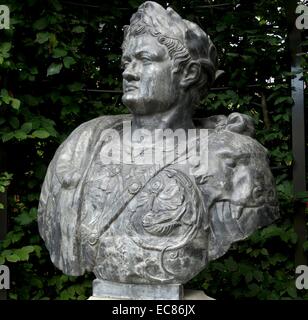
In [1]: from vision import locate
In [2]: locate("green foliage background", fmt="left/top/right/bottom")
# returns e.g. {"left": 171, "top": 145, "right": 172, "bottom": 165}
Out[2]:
{"left": 0, "top": 0, "right": 307, "bottom": 299}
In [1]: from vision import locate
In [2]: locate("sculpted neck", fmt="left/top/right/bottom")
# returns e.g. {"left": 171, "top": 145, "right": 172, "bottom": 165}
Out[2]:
{"left": 131, "top": 103, "right": 195, "bottom": 132}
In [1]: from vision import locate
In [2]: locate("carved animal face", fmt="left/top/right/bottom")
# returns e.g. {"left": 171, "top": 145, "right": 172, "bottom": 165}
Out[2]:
{"left": 200, "top": 130, "right": 277, "bottom": 209}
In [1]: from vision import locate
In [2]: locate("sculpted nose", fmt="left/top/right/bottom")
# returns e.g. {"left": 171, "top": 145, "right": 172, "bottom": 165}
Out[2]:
{"left": 122, "top": 62, "right": 140, "bottom": 81}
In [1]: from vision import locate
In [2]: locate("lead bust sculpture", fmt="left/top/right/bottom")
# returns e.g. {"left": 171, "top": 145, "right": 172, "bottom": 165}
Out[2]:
{"left": 38, "top": 1, "right": 279, "bottom": 299}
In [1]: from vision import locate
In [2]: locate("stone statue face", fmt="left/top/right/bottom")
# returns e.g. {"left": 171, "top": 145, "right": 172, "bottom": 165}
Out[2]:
{"left": 121, "top": 34, "right": 180, "bottom": 115}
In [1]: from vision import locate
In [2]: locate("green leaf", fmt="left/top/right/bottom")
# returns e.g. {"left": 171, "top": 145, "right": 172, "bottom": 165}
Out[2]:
{"left": 253, "top": 270, "right": 264, "bottom": 282}
{"left": 63, "top": 56, "right": 76, "bottom": 69}
{"left": 23, "top": 95, "right": 40, "bottom": 106}
{"left": 247, "top": 283, "right": 260, "bottom": 297}
{"left": 0, "top": 88, "right": 10, "bottom": 104}
{"left": 72, "top": 26, "right": 85, "bottom": 33}
{"left": 51, "top": 0, "right": 62, "bottom": 11}
{"left": 23, "top": 246, "right": 35, "bottom": 254}
{"left": 9, "top": 293, "right": 17, "bottom": 300}
{"left": 61, "top": 104, "right": 80, "bottom": 116}
{"left": 15, "top": 249, "right": 29, "bottom": 261}
{"left": 274, "top": 96, "right": 293, "bottom": 105}
{"left": 225, "top": 257, "right": 237, "bottom": 271}
{"left": 0, "top": 88, "right": 8, "bottom": 97}
{"left": 49, "top": 33, "right": 58, "bottom": 48}
{"left": 15, "top": 246, "right": 35, "bottom": 261}
{"left": 286, "top": 286, "right": 297, "bottom": 299}
{"left": 128, "top": 0, "right": 141, "bottom": 8}
{"left": 226, "top": 53, "right": 240, "bottom": 58}
{"left": 303, "top": 241, "right": 308, "bottom": 251}
{"left": 216, "top": 23, "right": 227, "bottom": 32}
{"left": 15, "top": 212, "right": 36, "bottom": 225}
{"left": 31, "top": 277, "right": 44, "bottom": 289}
{"left": 15, "top": 208, "right": 37, "bottom": 226}
{"left": 32, "top": 130, "right": 50, "bottom": 139}
{"left": 0, "top": 42, "right": 11, "bottom": 54}
{"left": 30, "top": 67, "right": 39, "bottom": 75}
{"left": 9, "top": 117, "right": 19, "bottom": 129}
{"left": 2, "top": 231, "right": 24, "bottom": 248}
{"left": 34, "top": 165, "right": 47, "bottom": 179}
{"left": 6, "top": 254, "right": 20, "bottom": 263}
{"left": 245, "top": 272, "right": 253, "bottom": 283}
{"left": 33, "top": 245, "right": 42, "bottom": 258}
{"left": 33, "top": 17, "right": 49, "bottom": 30}
{"left": 107, "top": 53, "right": 120, "bottom": 61}
{"left": 35, "top": 32, "right": 50, "bottom": 44}
{"left": 68, "top": 82, "right": 83, "bottom": 92}
{"left": 11, "top": 98, "right": 21, "bottom": 110}
{"left": 39, "top": 118, "right": 58, "bottom": 137}
{"left": 47, "top": 63, "right": 63, "bottom": 76}
{"left": 21, "top": 122, "right": 33, "bottom": 134}
{"left": 14, "top": 130, "right": 28, "bottom": 140}
{"left": 52, "top": 48, "right": 67, "bottom": 58}
{"left": 2, "top": 132, "right": 15, "bottom": 142}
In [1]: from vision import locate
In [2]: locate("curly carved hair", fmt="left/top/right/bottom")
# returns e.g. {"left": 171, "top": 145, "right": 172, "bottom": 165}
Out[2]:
{"left": 122, "top": 1, "right": 217, "bottom": 105}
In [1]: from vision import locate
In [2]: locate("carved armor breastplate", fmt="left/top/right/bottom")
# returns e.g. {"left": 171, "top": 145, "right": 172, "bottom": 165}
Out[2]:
{"left": 79, "top": 156, "right": 208, "bottom": 283}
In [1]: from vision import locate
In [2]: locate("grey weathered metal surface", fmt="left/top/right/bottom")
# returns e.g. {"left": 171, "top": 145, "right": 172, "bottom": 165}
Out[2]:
{"left": 38, "top": 1, "right": 279, "bottom": 298}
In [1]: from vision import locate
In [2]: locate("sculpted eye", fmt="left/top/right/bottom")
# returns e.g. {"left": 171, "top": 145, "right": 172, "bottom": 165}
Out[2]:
{"left": 121, "top": 56, "right": 131, "bottom": 69}
{"left": 141, "top": 56, "right": 152, "bottom": 63}
{"left": 218, "top": 152, "right": 237, "bottom": 169}
{"left": 121, "top": 62, "right": 129, "bottom": 70}
{"left": 225, "top": 158, "right": 236, "bottom": 168}
{"left": 136, "top": 52, "right": 153, "bottom": 63}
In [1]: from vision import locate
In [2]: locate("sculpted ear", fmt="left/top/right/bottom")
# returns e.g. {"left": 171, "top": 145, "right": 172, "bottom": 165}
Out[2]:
{"left": 180, "top": 61, "right": 202, "bottom": 89}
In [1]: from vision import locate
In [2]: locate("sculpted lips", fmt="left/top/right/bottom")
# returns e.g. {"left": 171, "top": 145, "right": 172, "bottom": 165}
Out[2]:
{"left": 124, "top": 82, "right": 138, "bottom": 93}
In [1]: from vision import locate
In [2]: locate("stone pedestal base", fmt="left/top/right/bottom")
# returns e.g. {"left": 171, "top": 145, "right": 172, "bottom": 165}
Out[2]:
{"left": 88, "top": 279, "right": 214, "bottom": 300}
{"left": 183, "top": 289, "right": 214, "bottom": 300}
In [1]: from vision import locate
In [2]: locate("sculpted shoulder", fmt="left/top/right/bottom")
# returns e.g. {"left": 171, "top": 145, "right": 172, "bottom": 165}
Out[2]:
{"left": 52, "top": 114, "right": 131, "bottom": 184}
{"left": 195, "top": 112, "right": 279, "bottom": 261}
{"left": 37, "top": 113, "right": 131, "bottom": 275}
{"left": 39, "top": 112, "right": 132, "bottom": 196}
{"left": 59, "top": 113, "right": 132, "bottom": 147}
{"left": 196, "top": 112, "right": 256, "bottom": 138}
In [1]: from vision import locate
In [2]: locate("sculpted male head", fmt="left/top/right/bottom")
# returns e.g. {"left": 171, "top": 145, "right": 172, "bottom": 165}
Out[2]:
{"left": 121, "top": 1, "right": 217, "bottom": 116}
